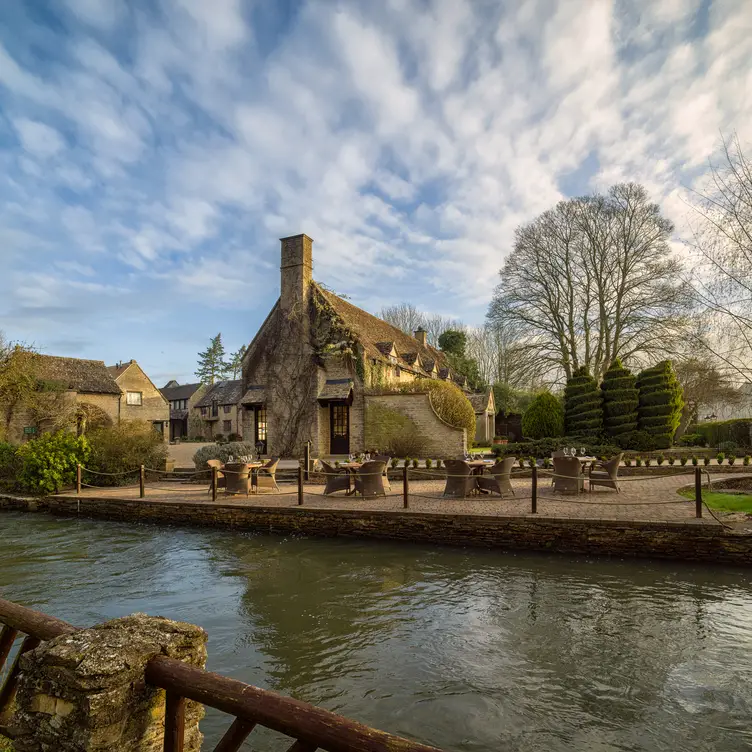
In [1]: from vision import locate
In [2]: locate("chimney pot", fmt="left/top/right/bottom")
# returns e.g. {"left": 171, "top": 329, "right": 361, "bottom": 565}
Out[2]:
{"left": 414, "top": 327, "right": 427, "bottom": 347}
{"left": 280, "top": 234, "right": 313, "bottom": 312}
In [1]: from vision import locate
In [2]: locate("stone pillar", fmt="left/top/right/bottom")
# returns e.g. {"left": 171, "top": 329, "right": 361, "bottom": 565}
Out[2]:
{"left": 9, "top": 614, "right": 207, "bottom": 752}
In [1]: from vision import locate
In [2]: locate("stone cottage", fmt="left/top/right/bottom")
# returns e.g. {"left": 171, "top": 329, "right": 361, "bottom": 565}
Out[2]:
{"left": 107, "top": 360, "right": 169, "bottom": 440}
{"left": 160, "top": 381, "right": 205, "bottom": 441}
{"left": 238, "top": 234, "right": 475, "bottom": 458}
{"left": 469, "top": 388, "right": 496, "bottom": 445}
{"left": 193, "top": 380, "right": 245, "bottom": 441}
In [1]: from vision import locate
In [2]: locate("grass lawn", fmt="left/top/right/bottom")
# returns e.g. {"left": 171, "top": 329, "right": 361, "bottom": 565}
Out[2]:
{"left": 471, "top": 447, "right": 491, "bottom": 454}
{"left": 678, "top": 488, "right": 752, "bottom": 513}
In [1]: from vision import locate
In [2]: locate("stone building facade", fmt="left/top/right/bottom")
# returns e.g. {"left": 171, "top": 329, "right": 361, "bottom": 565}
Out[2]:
{"left": 192, "top": 380, "right": 244, "bottom": 441}
{"left": 107, "top": 360, "right": 169, "bottom": 440}
{"left": 469, "top": 388, "right": 496, "bottom": 444}
{"left": 237, "top": 234, "right": 473, "bottom": 458}
{"left": 160, "top": 381, "right": 205, "bottom": 441}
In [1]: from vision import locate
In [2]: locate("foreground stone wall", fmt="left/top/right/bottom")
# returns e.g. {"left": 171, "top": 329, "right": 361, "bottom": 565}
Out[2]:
{"left": 2, "top": 495, "right": 750, "bottom": 566}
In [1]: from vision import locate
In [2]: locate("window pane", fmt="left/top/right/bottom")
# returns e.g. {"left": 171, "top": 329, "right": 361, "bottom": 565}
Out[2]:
{"left": 126, "top": 392, "right": 142, "bottom": 406}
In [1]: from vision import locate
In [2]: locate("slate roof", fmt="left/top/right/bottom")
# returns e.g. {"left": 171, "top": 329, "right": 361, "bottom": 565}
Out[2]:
{"left": 240, "top": 385, "right": 266, "bottom": 405}
{"left": 317, "top": 378, "right": 354, "bottom": 402}
{"left": 468, "top": 390, "right": 493, "bottom": 413}
{"left": 195, "top": 380, "right": 244, "bottom": 407}
{"left": 170, "top": 408, "right": 189, "bottom": 420}
{"left": 36, "top": 355, "right": 121, "bottom": 395}
{"left": 106, "top": 361, "right": 134, "bottom": 379}
{"left": 316, "top": 285, "right": 452, "bottom": 379}
{"left": 161, "top": 382, "right": 202, "bottom": 402}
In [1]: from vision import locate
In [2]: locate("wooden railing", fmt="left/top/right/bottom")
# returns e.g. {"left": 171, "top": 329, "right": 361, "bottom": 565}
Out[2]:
{"left": 0, "top": 598, "right": 441, "bottom": 752}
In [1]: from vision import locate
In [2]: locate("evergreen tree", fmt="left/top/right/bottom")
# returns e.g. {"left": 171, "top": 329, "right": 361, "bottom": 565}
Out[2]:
{"left": 521, "top": 392, "right": 564, "bottom": 439}
{"left": 564, "top": 367, "right": 603, "bottom": 437}
{"left": 227, "top": 344, "right": 247, "bottom": 379}
{"left": 438, "top": 329, "right": 481, "bottom": 389}
{"left": 601, "top": 358, "right": 639, "bottom": 444}
{"left": 636, "top": 360, "right": 684, "bottom": 448}
{"left": 195, "top": 333, "right": 228, "bottom": 385}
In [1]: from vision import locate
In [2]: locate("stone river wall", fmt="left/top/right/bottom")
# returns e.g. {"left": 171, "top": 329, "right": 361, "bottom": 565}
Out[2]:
{"left": 1, "top": 494, "right": 751, "bottom": 566}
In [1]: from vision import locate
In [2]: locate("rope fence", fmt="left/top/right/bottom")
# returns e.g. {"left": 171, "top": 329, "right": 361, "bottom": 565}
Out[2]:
{"left": 70, "top": 461, "right": 727, "bottom": 520}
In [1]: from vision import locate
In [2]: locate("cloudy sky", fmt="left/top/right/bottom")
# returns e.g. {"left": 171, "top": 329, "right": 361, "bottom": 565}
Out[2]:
{"left": 0, "top": 0, "right": 750, "bottom": 385}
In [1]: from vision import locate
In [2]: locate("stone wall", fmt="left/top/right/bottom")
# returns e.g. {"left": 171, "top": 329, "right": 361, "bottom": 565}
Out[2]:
{"left": 2, "top": 494, "right": 750, "bottom": 566}
{"left": 115, "top": 363, "right": 169, "bottom": 434}
{"left": 365, "top": 393, "right": 466, "bottom": 458}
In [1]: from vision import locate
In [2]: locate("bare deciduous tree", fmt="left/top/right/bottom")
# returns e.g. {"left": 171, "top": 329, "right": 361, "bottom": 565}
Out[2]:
{"left": 686, "top": 134, "right": 752, "bottom": 385}
{"left": 379, "top": 303, "right": 463, "bottom": 348}
{"left": 488, "top": 183, "right": 689, "bottom": 380}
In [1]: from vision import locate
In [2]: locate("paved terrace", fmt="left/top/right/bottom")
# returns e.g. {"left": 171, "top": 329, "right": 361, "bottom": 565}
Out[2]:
{"left": 54, "top": 469, "right": 745, "bottom": 525}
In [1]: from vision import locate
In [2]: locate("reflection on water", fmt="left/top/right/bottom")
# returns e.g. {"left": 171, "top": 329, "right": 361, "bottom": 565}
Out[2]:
{"left": 1, "top": 512, "right": 751, "bottom": 751}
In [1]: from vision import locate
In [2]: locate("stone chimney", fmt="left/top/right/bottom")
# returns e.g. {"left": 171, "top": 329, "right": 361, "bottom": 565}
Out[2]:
{"left": 414, "top": 327, "right": 427, "bottom": 347}
{"left": 280, "top": 234, "right": 313, "bottom": 314}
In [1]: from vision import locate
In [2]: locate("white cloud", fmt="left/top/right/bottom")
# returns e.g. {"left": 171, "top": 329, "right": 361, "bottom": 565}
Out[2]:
{"left": 13, "top": 119, "right": 66, "bottom": 158}
{"left": 64, "top": 0, "right": 127, "bottom": 29}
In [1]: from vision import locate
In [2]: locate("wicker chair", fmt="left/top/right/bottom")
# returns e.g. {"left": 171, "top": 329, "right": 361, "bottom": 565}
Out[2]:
{"left": 588, "top": 453, "right": 623, "bottom": 493}
{"left": 321, "top": 460, "right": 350, "bottom": 495}
{"left": 206, "top": 459, "right": 226, "bottom": 494}
{"left": 255, "top": 457, "right": 280, "bottom": 493}
{"left": 354, "top": 460, "right": 387, "bottom": 498}
{"left": 372, "top": 454, "right": 391, "bottom": 491}
{"left": 477, "top": 457, "right": 516, "bottom": 497}
{"left": 443, "top": 460, "right": 478, "bottom": 498}
{"left": 550, "top": 450, "right": 566, "bottom": 486}
{"left": 552, "top": 456, "right": 584, "bottom": 494}
{"left": 224, "top": 462, "right": 253, "bottom": 496}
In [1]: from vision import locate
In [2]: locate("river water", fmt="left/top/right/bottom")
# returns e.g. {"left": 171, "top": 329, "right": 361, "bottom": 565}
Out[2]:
{"left": 1, "top": 512, "right": 751, "bottom": 751}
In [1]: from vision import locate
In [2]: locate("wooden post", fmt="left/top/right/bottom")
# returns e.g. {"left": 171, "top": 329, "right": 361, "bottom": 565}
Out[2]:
{"left": 403, "top": 465, "right": 409, "bottom": 509}
{"left": 164, "top": 691, "right": 186, "bottom": 752}
{"left": 76, "top": 464, "right": 81, "bottom": 496}
{"left": 211, "top": 466, "right": 218, "bottom": 502}
{"left": 139, "top": 465, "right": 145, "bottom": 499}
{"left": 531, "top": 465, "right": 538, "bottom": 514}
{"left": 304, "top": 442, "right": 311, "bottom": 481}
{"left": 695, "top": 465, "right": 703, "bottom": 518}
{"left": 298, "top": 466, "right": 304, "bottom": 506}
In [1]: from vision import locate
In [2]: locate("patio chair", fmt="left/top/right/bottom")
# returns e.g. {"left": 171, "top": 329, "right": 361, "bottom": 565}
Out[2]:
{"left": 354, "top": 460, "right": 387, "bottom": 498}
{"left": 206, "top": 459, "right": 226, "bottom": 494}
{"left": 255, "top": 457, "right": 281, "bottom": 493}
{"left": 443, "top": 459, "right": 478, "bottom": 498}
{"left": 588, "top": 453, "right": 623, "bottom": 493}
{"left": 373, "top": 454, "right": 391, "bottom": 491}
{"left": 550, "top": 450, "right": 566, "bottom": 486}
{"left": 321, "top": 460, "right": 350, "bottom": 495}
{"left": 552, "top": 456, "right": 584, "bottom": 494}
{"left": 224, "top": 462, "right": 253, "bottom": 496}
{"left": 477, "top": 456, "right": 516, "bottom": 497}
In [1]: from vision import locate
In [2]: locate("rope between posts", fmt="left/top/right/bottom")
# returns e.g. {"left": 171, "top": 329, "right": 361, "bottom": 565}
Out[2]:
{"left": 536, "top": 469, "right": 696, "bottom": 481}
{"left": 79, "top": 482, "right": 141, "bottom": 490}
{"left": 80, "top": 466, "right": 138, "bottom": 477}
{"left": 143, "top": 468, "right": 206, "bottom": 477}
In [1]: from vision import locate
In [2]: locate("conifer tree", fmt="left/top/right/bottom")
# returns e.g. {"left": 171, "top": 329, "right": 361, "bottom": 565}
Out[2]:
{"left": 195, "top": 333, "right": 228, "bottom": 385}
{"left": 601, "top": 358, "right": 639, "bottom": 443}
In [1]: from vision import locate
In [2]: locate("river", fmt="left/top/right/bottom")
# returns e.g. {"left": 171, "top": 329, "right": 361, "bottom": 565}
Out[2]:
{"left": 1, "top": 512, "right": 751, "bottom": 751}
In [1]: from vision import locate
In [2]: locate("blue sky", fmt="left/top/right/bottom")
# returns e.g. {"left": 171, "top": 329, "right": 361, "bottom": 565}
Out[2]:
{"left": 0, "top": 0, "right": 749, "bottom": 385}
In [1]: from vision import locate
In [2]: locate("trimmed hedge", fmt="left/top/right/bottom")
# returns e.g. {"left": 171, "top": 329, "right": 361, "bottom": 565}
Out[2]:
{"left": 521, "top": 392, "right": 564, "bottom": 440}
{"left": 564, "top": 367, "right": 603, "bottom": 437}
{"left": 636, "top": 361, "right": 683, "bottom": 449}
{"left": 693, "top": 419, "right": 752, "bottom": 449}
{"left": 601, "top": 359, "right": 638, "bottom": 442}
{"left": 493, "top": 437, "right": 621, "bottom": 460}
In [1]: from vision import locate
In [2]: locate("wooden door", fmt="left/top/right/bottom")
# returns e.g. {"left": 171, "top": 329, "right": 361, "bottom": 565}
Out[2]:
{"left": 254, "top": 406, "right": 268, "bottom": 454}
{"left": 329, "top": 403, "right": 350, "bottom": 454}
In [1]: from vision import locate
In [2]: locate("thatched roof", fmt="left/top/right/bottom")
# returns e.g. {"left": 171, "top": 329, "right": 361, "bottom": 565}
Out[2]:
{"left": 37, "top": 355, "right": 120, "bottom": 395}
{"left": 195, "top": 380, "right": 244, "bottom": 407}
{"left": 161, "top": 382, "right": 202, "bottom": 402}
{"left": 316, "top": 286, "right": 452, "bottom": 379}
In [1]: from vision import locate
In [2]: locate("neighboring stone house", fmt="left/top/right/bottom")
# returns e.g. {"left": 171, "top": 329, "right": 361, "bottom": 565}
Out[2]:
{"left": 236, "top": 233, "right": 477, "bottom": 458}
{"left": 160, "top": 381, "right": 204, "bottom": 441}
{"left": 469, "top": 388, "right": 496, "bottom": 445}
{"left": 193, "top": 380, "right": 244, "bottom": 441}
{"left": 5, "top": 355, "right": 121, "bottom": 443}
{"left": 107, "top": 360, "right": 170, "bottom": 440}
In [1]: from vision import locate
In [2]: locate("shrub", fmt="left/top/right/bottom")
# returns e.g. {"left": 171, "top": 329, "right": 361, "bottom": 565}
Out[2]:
{"left": 227, "top": 433, "right": 242, "bottom": 442}
{"left": 668, "top": 456, "right": 675, "bottom": 465}
{"left": 636, "top": 361, "right": 684, "bottom": 448}
{"left": 624, "top": 457, "right": 632, "bottom": 467}
{"left": 364, "top": 403, "right": 426, "bottom": 459}
{"left": 404, "top": 458, "right": 411, "bottom": 467}
{"left": 716, "top": 452, "right": 725, "bottom": 465}
{"left": 728, "top": 455, "right": 736, "bottom": 466}
{"left": 390, "top": 457, "right": 399, "bottom": 469}
{"left": 744, "top": 455, "right": 751, "bottom": 466}
{"left": 493, "top": 437, "right": 621, "bottom": 460}
{"left": 395, "top": 380, "right": 476, "bottom": 439}
{"left": 635, "top": 457, "right": 643, "bottom": 467}
{"left": 564, "top": 367, "right": 603, "bottom": 437}
{"left": 0, "top": 441, "right": 20, "bottom": 484}
{"left": 425, "top": 458, "right": 433, "bottom": 469}
{"left": 518, "top": 457, "right": 525, "bottom": 468}
{"left": 87, "top": 421, "right": 168, "bottom": 485}
{"left": 680, "top": 456, "right": 688, "bottom": 466}
{"left": 691, "top": 456, "right": 698, "bottom": 466}
{"left": 644, "top": 457, "right": 652, "bottom": 467}
{"left": 521, "top": 392, "right": 564, "bottom": 439}
{"left": 16, "top": 431, "right": 90, "bottom": 494}
{"left": 601, "top": 359, "right": 639, "bottom": 443}
{"left": 193, "top": 441, "right": 256, "bottom": 469}
{"left": 703, "top": 456, "right": 711, "bottom": 466}
{"left": 694, "top": 418, "right": 752, "bottom": 449}
{"left": 412, "top": 458, "right": 419, "bottom": 468}
{"left": 718, "top": 440, "right": 739, "bottom": 454}
{"left": 213, "top": 433, "right": 224, "bottom": 443}
{"left": 527, "top": 455, "right": 535, "bottom": 468}
{"left": 678, "top": 433, "right": 705, "bottom": 447}
{"left": 619, "top": 430, "right": 658, "bottom": 452}
{"left": 543, "top": 457, "right": 552, "bottom": 468}
{"left": 656, "top": 454, "right": 665, "bottom": 465}
{"left": 436, "top": 459, "right": 443, "bottom": 469}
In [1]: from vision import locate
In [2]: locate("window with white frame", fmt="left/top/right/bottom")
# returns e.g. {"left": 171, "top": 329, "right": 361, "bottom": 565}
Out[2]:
{"left": 126, "top": 391, "right": 142, "bottom": 406}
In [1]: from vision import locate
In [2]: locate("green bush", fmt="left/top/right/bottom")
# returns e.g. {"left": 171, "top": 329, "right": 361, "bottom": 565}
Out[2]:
{"left": 87, "top": 421, "right": 168, "bottom": 486}
{"left": 728, "top": 454, "right": 736, "bottom": 466}
{"left": 412, "top": 458, "right": 419, "bottom": 468}
{"left": 396, "top": 380, "right": 476, "bottom": 439}
{"left": 227, "top": 433, "right": 242, "bottom": 442}
{"left": 678, "top": 433, "right": 706, "bottom": 447}
{"left": 718, "top": 440, "right": 739, "bottom": 454}
{"left": 436, "top": 459, "right": 443, "bottom": 469}
{"left": 744, "top": 455, "right": 750, "bottom": 466}
{"left": 390, "top": 457, "right": 399, "bottom": 468}
{"left": 564, "top": 367, "right": 603, "bottom": 437}
{"left": 521, "top": 391, "right": 564, "bottom": 439}
{"left": 668, "top": 456, "right": 675, "bottom": 465}
{"left": 624, "top": 457, "right": 632, "bottom": 467}
{"left": 16, "top": 431, "right": 90, "bottom": 494}
{"left": 703, "top": 456, "right": 711, "bottom": 466}
{"left": 680, "top": 456, "right": 688, "bottom": 466}
{"left": 691, "top": 456, "right": 698, "bottom": 466}
{"left": 601, "top": 359, "right": 639, "bottom": 442}
{"left": 425, "top": 458, "right": 433, "bottom": 469}
{"left": 635, "top": 457, "right": 643, "bottom": 467}
{"left": 656, "top": 454, "right": 665, "bottom": 465}
{"left": 193, "top": 441, "right": 256, "bottom": 469}
{"left": 716, "top": 452, "right": 725, "bottom": 465}
{"left": 0, "top": 441, "right": 20, "bottom": 484}
{"left": 617, "top": 430, "right": 657, "bottom": 451}
{"left": 493, "top": 437, "right": 621, "bottom": 460}
{"left": 636, "top": 361, "right": 683, "bottom": 448}
{"left": 693, "top": 419, "right": 752, "bottom": 449}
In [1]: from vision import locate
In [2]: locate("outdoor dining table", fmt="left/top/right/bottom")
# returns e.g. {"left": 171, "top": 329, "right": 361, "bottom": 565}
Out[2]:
{"left": 339, "top": 462, "right": 363, "bottom": 495}
{"left": 223, "top": 461, "right": 263, "bottom": 494}
{"left": 467, "top": 459, "right": 495, "bottom": 494}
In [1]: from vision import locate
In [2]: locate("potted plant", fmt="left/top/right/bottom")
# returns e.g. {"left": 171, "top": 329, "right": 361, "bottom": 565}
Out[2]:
{"left": 493, "top": 435, "right": 508, "bottom": 446}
